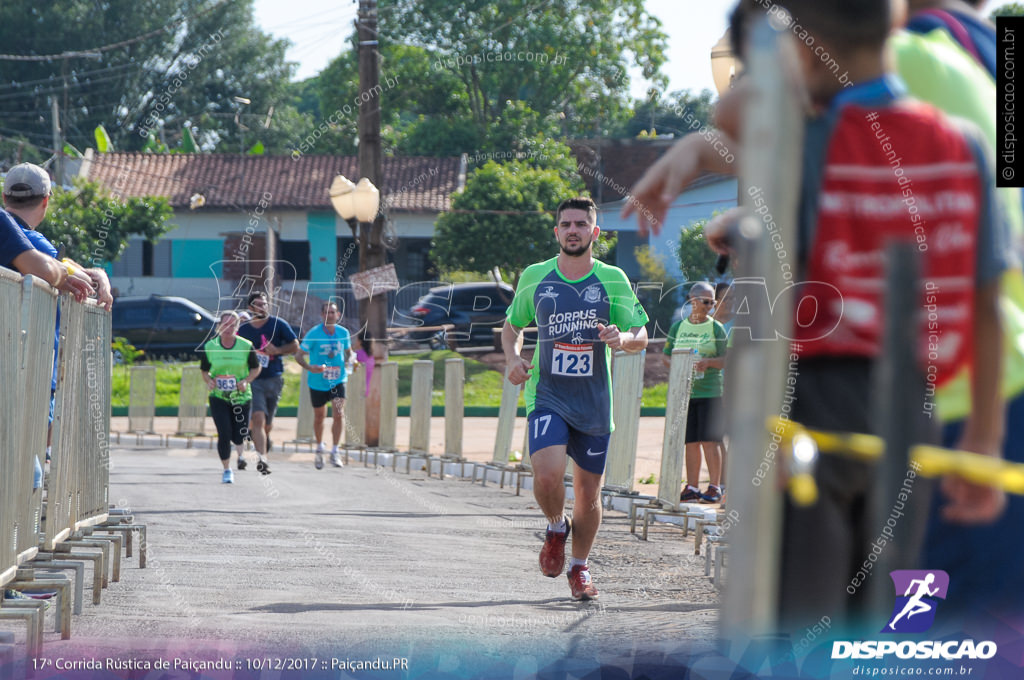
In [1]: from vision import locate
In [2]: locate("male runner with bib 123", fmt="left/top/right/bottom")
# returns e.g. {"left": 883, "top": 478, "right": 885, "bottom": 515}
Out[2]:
{"left": 502, "top": 196, "right": 649, "bottom": 600}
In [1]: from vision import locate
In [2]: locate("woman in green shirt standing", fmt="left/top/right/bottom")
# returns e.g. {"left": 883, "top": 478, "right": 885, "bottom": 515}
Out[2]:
{"left": 663, "top": 281, "right": 728, "bottom": 503}
{"left": 200, "top": 311, "right": 261, "bottom": 484}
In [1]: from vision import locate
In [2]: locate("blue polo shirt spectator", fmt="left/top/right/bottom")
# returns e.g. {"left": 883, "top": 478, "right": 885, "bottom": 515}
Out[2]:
{"left": 0, "top": 209, "right": 33, "bottom": 269}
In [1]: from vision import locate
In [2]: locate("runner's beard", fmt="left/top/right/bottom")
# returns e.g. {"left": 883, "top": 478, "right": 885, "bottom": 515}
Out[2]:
{"left": 560, "top": 235, "right": 592, "bottom": 257}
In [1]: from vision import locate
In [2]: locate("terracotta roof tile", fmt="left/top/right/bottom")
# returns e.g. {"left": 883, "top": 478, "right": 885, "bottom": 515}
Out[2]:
{"left": 570, "top": 138, "right": 727, "bottom": 204}
{"left": 83, "top": 152, "right": 465, "bottom": 212}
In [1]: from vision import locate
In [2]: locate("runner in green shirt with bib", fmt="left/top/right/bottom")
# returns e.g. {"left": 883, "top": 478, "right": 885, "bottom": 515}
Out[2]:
{"left": 200, "top": 311, "right": 261, "bottom": 484}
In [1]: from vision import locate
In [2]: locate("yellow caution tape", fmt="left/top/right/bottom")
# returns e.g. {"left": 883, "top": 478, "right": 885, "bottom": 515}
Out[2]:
{"left": 767, "top": 417, "right": 1024, "bottom": 500}
{"left": 769, "top": 417, "right": 882, "bottom": 460}
{"left": 788, "top": 473, "right": 818, "bottom": 506}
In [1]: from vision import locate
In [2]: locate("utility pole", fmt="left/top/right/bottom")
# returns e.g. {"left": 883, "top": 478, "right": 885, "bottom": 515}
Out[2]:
{"left": 357, "top": 0, "right": 388, "bottom": 445}
{"left": 50, "top": 97, "right": 63, "bottom": 186}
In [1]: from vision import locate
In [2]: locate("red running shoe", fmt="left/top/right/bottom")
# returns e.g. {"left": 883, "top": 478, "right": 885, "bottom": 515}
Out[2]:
{"left": 567, "top": 564, "right": 599, "bottom": 600}
{"left": 539, "top": 517, "right": 571, "bottom": 577}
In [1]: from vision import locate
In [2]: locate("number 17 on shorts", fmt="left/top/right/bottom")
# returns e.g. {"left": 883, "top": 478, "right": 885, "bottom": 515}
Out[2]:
{"left": 527, "top": 410, "right": 610, "bottom": 475}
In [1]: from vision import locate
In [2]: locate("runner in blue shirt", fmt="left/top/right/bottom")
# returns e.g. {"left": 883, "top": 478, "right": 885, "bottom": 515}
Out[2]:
{"left": 296, "top": 301, "right": 353, "bottom": 469}
{"left": 237, "top": 291, "right": 299, "bottom": 474}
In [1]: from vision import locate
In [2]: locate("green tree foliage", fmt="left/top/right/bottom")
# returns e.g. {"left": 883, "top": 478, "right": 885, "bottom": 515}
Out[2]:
{"left": 347, "top": 0, "right": 669, "bottom": 155}
{"left": 676, "top": 220, "right": 720, "bottom": 284}
{"left": 316, "top": 43, "right": 472, "bottom": 156}
{"left": 992, "top": 3, "right": 1024, "bottom": 18}
{"left": 0, "top": 0, "right": 293, "bottom": 158}
{"left": 634, "top": 245, "right": 680, "bottom": 338}
{"left": 36, "top": 179, "right": 175, "bottom": 265}
{"left": 619, "top": 89, "right": 716, "bottom": 138}
{"left": 430, "top": 143, "right": 586, "bottom": 283}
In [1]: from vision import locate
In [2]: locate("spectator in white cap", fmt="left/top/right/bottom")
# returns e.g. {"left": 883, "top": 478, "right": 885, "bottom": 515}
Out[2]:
{"left": 2, "top": 163, "right": 113, "bottom": 310}
{"left": 663, "top": 280, "right": 729, "bottom": 504}
{"left": 4, "top": 162, "right": 114, "bottom": 472}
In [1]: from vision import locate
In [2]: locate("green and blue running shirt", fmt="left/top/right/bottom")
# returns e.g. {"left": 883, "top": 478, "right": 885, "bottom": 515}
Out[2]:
{"left": 507, "top": 258, "right": 648, "bottom": 435}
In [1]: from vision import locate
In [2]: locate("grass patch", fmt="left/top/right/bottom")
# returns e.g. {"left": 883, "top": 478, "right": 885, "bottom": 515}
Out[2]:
{"left": 112, "top": 361, "right": 194, "bottom": 409}
{"left": 641, "top": 382, "right": 668, "bottom": 410}
{"left": 393, "top": 350, "right": 522, "bottom": 408}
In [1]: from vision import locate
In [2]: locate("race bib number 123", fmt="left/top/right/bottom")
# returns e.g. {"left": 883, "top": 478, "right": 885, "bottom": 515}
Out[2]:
{"left": 552, "top": 343, "right": 593, "bottom": 377}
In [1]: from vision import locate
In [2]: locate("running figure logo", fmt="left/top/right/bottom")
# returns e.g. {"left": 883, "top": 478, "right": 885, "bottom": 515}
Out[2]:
{"left": 883, "top": 570, "right": 949, "bottom": 633}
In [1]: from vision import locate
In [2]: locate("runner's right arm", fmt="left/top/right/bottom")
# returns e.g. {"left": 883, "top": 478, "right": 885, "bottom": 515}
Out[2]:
{"left": 296, "top": 335, "right": 324, "bottom": 373}
{"left": 502, "top": 320, "right": 533, "bottom": 386}
{"left": 199, "top": 349, "right": 216, "bottom": 390}
{"left": 294, "top": 349, "right": 325, "bottom": 374}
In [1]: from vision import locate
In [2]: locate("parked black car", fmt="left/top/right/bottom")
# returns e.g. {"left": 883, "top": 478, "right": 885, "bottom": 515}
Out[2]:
{"left": 395, "top": 282, "right": 514, "bottom": 348}
{"left": 111, "top": 295, "right": 218, "bottom": 360}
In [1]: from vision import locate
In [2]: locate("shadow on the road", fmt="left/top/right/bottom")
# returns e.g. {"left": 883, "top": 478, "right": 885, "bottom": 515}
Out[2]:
{"left": 250, "top": 598, "right": 569, "bottom": 613}
{"left": 132, "top": 508, "right": 274, "bottom": 515}
{"left": 251, "top": 600, "right": 715, "bottom": 616}
{"left": 309, "top": 511, "right": 516, "bottom": 519}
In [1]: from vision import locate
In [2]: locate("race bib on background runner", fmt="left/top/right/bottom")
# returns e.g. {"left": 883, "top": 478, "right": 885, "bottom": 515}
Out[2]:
{"left": 552, "top": 342, "right": 593, "bottom": 377}
{"left": 215, "top": 375, "right": 237, "bottom": 391}
{"left": 256, "top": 351, "right": 270, "bottom": 368}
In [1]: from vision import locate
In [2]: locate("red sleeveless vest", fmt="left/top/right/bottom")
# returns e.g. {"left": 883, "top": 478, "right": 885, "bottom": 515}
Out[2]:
{"left": 794, "top": 102, "right": 980, "bottom": 387}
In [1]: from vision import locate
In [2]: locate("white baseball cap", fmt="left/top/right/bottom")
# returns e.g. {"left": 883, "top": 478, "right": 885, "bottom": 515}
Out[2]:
{"left": 4, "top": 163, "right": 51, "bottom": 198}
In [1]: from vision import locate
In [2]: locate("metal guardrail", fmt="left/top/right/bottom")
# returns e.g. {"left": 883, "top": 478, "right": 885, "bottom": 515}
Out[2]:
{"left": 409, "top": 361, "right": 433, "bottom": 455}
{"left": 658, "top": 349, "right": 697, "bottom": 510}
{"left": 444, "top": 358, "right": 464, "bottom": 460}
{"left": 604, "top": 350, "right": 647, "bottom": 494}
{"left": 127, "top": 366, "right": 156, "bottom": 434}
{"left": 46, "top": 296, "right": 112, "bottom": 549}
{"left": 287, "top": 370, "right": 316, "bottom": 450}
{"left": 345, "top": 363, "right": 367, "bottom": 452}
{"left": 379, "top": 362, "right": 398, "bottom": 454}
{"left": 175, "top": 366, "right": 208, "bottom": 439}
{"left": 1, "top": 268, "right": 112, "bottom": 589}
{"left": 1, "top": 270, "right": 56, "bottom": 586}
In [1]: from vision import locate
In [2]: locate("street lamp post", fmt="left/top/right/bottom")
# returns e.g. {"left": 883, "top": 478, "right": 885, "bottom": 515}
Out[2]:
{"left": 710, "top": 31, "right": 740, "bottom": 97}
{"left": 330, "top": 173, "right": 384, "bottom": 443}
{"left": 233, "top": 96, "right": 250, "bottom": 155}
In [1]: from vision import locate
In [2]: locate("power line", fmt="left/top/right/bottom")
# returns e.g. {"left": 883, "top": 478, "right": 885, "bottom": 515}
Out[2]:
{"left": 0, "top": 70, "right": 151, "bottom": 102}
{"left": 0, "top": 61, "right": 145, "bottom": 92}
{"left": 0, "top": 0, "right": 231, "bottom": 62}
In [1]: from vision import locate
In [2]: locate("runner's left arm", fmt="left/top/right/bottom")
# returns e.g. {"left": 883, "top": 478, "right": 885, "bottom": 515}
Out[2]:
{"left": 597, "top": 323, "right": 648, "bottom": 352}
{"left": 240, "top": 346, "right": 261, "bottom": 388}
{"left": 700, "top": 320, "right": 729, "bottom": 369}
{"left": 266, "top": 320, "right": 300, "bottom": 356}
{"left": 601, "top": 268, "right": 650, "bottom": 353}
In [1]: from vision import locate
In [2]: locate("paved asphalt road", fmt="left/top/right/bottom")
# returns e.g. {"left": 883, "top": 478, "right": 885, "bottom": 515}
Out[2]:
{"left": 24, "top": 445, "right": 721, "bottom": 679}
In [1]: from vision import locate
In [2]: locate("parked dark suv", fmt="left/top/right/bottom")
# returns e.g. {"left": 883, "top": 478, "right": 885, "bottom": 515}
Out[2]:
{"left": 111, "top": 295, "right": 218, "bottom": 360}
{"left": 396, "top": 282, "right": 514, "bottom": 348}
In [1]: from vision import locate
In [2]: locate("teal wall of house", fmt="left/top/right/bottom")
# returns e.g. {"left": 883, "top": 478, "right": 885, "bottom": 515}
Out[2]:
{"left": 171, "top": 240, "right": 224, "bottom": 278}
{"left": 307, "top": 212, "right": 336, "bottom": 284}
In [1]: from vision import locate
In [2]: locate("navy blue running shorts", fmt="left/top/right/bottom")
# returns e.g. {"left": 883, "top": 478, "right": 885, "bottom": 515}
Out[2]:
{"left": 528, "top": 409, "right": 610, "bottom": 475}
